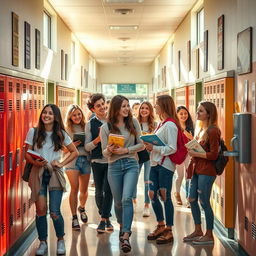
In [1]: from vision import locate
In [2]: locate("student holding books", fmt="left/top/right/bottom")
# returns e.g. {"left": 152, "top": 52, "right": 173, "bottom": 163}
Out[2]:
{"left": 174, "top": 106, "right": 194, "bottom": 207}
{"left": 183, "top": 101, "right": 220, "bottom": 245}
{"left": 133, "top": 101, "right": 157, "bottom": 217}
{"left": 64, "top": 104, "right": 91, "bottom": 231}
{"left": 85, "top": 93, "right": 114, "bottom": 234}
{"left": 144, "top": 95, "right": 178, "bottom": 244}
{"left": 25, "top": 104, "right": 78, "bottom": 256}
{"left": 100, "top": 95, "right": 144, "bottom": 253}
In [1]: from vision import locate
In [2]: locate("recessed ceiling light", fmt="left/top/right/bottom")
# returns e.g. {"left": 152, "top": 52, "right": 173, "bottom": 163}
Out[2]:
{"left": 105, "top": 0, "right": 143, "bottom": 3}
{"left": 114, "top": 8, "right": 134, "bottom": 15}
{"left": 118, "top": 37, "right": 130, "bottom": 41}
{"left": 109, "top": 25, "right": 138, "bottom": 30}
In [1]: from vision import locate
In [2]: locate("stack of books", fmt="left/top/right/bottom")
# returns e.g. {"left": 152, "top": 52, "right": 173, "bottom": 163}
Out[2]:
{"left": 108, "top": 134, "right": 125, "bottom": 147}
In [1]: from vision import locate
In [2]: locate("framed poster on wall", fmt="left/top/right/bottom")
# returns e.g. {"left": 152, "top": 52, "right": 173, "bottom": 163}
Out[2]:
{"left": 24, "top": 21, "right": 31, "bottom": 69}
{"left": 187, "top": 40, "right": 191, "bottom": 71}
{"left": 12, "top": 12, "right": 19, "bottom": 66}
{"left": 237, "top": 27, "right": 252, "bottom": 75}
{"left": 35, "top": 29, "right": 40, "bottom": 69}
{"left": 204, "top": 30, "right": 208, "bottom": 72}
{"left": 178, "top": 50, "right": 181, "bottom": 81}
{"left": 217, "top": 15, "right": 224, "bottom": 70}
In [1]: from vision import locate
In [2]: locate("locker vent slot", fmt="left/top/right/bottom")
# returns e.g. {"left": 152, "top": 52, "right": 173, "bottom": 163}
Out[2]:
{"left": 1, "top": 222, "right": 5, "bottom": 235}
{"left": 29, "top": 198, "right": 33, "bottom": 208}
{"left": 9, "top": 82, "right": 13, "bottom": 92}
{"left": 23, "top": 203, "right": 26, "bottom": 214}
{"left": 29, "top": 85, "right": 33, "bottom": 94}
{"left": 221, "top": 98, "right": 224, "bottom": 108}
{"left": 9, "top": 152, "right": 13, "bottom": 171}
{"left": 0, "top": 80, "right": 4, "bottom": 92}
{"left": 34, "top": 99, "right": 37, "bottom": 109}
{"left": 0, "top": 99, "right": 4, "bottom": 112}
{"left": 9, "top": 99, "right": 13, "bottom": 111}
{"left": 252, "top": 223, "right": 256, "bottom": 240}
{"left": 42, "top": 87, "right": 44, "bottom": 95}
{"left": 217, "top": 84, "right": 220, "bottom": 93}
{"left": 221, "top": 196, "right": 224, "bottom": 207}
{"left": 221, "top": 84, "right": 224, "bottom": 93}
{"left": 213, "top": 85, "right": 216, "bottom": 93}
{"left": 245, "top": 216, "right": 249, "bottom": 231}
{"left": 16, "top": 83, "right": 20, "bottom": 93}
{"left": 16, "top": 148, "right": 20, "bottom": 166}
{"left": 0, "top": 155, "right": 4, "bottom": 176}
{"left": 23, "top": 100, "right": 26, "bottom": 110}
{"left": 23, "top": 84, "right": 26, "bottom": 93}
{"left": 10, "top": 214, "right": 14, "bottom": 227}
{"left": 38, "top": 100, "right": 41, "bottom": 109}
{"left": 16, "top": 99, "right": 20, "bottom": 111}
{"left": 42, "top": 100, "right": 45, "bottom": 106}
{"left": 17, "top": 208, "right": 21, "bottom": 219}
{"left": 34, "top": 86, "right": 37, "bottom": 94}
{"left": 38, "top": 86, "right": 41, "bottom": 95}
{"left": 29, "top": 100, "right": 32, "bottom": 109}
{"left": 217, "top": 98, "right": 219, "bottom": 107}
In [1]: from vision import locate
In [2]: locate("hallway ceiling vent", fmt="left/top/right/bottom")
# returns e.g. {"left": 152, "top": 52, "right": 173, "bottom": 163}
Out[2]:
{"left": 104, "top": 0, "right": 143, "bottom": 3}
{"left": 114, "top": 8, "right": 134, "bottom": 15}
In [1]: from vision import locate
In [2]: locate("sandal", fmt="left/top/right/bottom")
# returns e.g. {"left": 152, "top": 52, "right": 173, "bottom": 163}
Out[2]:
{"left": 147, "top": 224, "right": 165, "bottom": 240}
{"left": 183, "top": 231, "right": 203, "bottom": 242}
{"left": 156, "top": 227, "right": 173, "bottom": 244}
{"left": 121, "top": 239, "right": 131, "bottom": 253}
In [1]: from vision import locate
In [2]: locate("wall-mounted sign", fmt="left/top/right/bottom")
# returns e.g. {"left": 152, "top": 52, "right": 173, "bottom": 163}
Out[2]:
{"left": 117, "top": 84, "right": 136, "bottom": 94}
{"left": 35, "top": 29, "right": 40, "bottom": 69}
{"left": 217, "top": 15, "right": 224, "bottom": 70}
{"left": 12, "top": 12, "right": 19, "bottom": 66}
{"left": 24, "top": 21, "right": 31, "bottom": 69}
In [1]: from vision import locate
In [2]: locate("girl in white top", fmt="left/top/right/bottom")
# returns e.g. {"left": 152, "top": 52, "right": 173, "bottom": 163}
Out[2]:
{"left": 64, "top": 104, "right": 91, "bottom": 231}
{"left": 145, "top": 95, "right": 178, "bottom": 244}
{"left": 25, "top": 104, "right": 78, "bottom": 256}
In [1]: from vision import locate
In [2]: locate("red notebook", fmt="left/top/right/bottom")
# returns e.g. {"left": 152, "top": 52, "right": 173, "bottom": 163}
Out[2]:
{"left": 27, "top": 149, "right": 45, "bottom": 161}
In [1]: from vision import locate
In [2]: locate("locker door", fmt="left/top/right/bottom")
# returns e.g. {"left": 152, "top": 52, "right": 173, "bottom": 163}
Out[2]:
{"left": 6, "top": 76, "right": 16, "bottom": 248}
{"left": 0, "top": 75, "right": 7, "bottom": 256}
{"left": 188, "top": 85, "right": 196, "bottom": 122}
{"left": 33, "top": 81, "right": 38, "bottom": 126}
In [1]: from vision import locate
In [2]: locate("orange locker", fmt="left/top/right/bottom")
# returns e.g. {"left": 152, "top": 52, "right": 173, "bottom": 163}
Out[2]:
{"left": 204, "top": 78, "right": 234, "bottom": 228}
{"left": 175, "top": 86, "right": 188, "bottom": 109}
{"left": 0, "top": 75, "right": 7, "bottom": 256}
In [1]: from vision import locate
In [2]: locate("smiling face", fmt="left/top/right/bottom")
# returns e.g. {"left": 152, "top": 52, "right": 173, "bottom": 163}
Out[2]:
{"left": 70, "top": 109, "right": 82, "bottom": 125}
{"left": 92, "top": 98, "right": 106, "bottom": 118}
{"left": 139, "top": 103, "right": 150, "bottom": 118}
{"left": 196, "top": 104, "right": 209, "bottom": 122}
{"left": 177, "top": 108, "right": 188, "bottom": 124}
{"left": 119, "top": 99, "right": 130, "bottom": 118}
{"left": 41, "top": 106, "right": 54, "bottom": 125}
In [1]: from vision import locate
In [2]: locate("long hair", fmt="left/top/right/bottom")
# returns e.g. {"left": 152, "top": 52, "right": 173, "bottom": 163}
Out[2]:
{"left": 108, "top": 95, "right": 136, "bottom": 136}
{"left": 65, "top": 104, "right": 86, "bottom": 134}
{"left": 36, "top": 104, "right": 66, "bottom": 151}
{"left": 196, "top": 101, "right": 218, "bottom": 141}
{"left": 156, "top": 95, "right": 179, "bottom": 124}
{"left": 137, "top": 101, "right": 156, "bottom": 133}
{"left": 177, "top": 105, "right": 194, "bottom": 135}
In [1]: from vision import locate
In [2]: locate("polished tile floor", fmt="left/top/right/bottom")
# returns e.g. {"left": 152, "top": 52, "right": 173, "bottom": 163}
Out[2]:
{"left": 22, "top": 170, "right": 238, "bottom": 256}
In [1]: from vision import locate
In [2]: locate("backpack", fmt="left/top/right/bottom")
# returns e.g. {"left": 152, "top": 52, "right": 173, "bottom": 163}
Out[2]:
{"left": 207, "top": 126, "right": 229, "bottom": 175}
{"left": 158, "top": 118, "right": 189, "bottom": 165}
{"left": 215, "top": 139, "right": 229, "bottom": 175}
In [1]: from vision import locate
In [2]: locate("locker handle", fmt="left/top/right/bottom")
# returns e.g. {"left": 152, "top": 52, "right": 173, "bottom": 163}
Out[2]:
{"left": 0, "top": 155, "right": 4, "bottom": 176}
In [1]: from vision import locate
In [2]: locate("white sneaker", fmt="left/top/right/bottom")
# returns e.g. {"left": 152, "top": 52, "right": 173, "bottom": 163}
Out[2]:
{"left": 57, "top": 239, "right": 66, "bottom": 255}
{"left": 142, "top": 207, "right": 150, "bottom": 217}
{"left": 36, "top": 241, "right": 48, "bottom": 256}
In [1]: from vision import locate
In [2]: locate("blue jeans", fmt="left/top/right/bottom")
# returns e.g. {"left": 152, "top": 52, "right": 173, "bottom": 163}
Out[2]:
{"left": 133, "top": 160, "right": 151, "bottom": 204}
{"left": 108, "top": 158, "right": 139, "bottom": 233}
{"left": 189, "top": 173, "right": 216, "bottom": 230}
{"left": 36, "top": 170, "right": 65, "bottom": 241}
{"left": 149, "top": 165, "right": 174, "bottom": 227}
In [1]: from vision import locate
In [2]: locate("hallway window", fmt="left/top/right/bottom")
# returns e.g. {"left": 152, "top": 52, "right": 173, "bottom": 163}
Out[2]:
{"left": 43, "top": 11, "right": 51, "bottom": 48}
{"left": 197, "top": 8, "right": 204, "bottom": 44}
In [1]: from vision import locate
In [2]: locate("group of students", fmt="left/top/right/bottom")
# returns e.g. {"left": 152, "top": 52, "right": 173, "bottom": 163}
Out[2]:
{"left": 24, "top": 93, "right": 221, "bottom": 255}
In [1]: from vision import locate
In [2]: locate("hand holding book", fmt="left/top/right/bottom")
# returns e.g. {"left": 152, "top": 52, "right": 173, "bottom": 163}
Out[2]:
{"left": 185, "top": 139, "right": 205, "bottom": 153}
{"left": 27, "top": 149, "right": 46, "bottom": 161}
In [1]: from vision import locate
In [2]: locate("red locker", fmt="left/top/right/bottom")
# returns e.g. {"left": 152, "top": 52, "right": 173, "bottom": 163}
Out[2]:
{"left": 33, "top": 81, "right": 38, "bottom": 126}
{"left": 0, "top": 75, "right": 7, "bottom": 256}
{"left": 5, "top": 76, "right": 15, "bottom": 248}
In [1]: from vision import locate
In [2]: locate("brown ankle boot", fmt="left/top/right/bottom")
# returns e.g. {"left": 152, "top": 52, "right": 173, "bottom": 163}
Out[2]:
{"left": 147, "top": 224, "right": 166, "bottom": 240}
{"left": 174, "top": 192, "right": 183, "bottom": 205}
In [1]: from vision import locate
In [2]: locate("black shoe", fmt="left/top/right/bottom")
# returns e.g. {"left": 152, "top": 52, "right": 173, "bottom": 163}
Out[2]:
{"left": 97, "top": 221, "right": 106, "bottom": 234}
{"left": 121, "top": 239, "right": 131, "bottom": 253}
{"left": 106, "top": 220, "right": 114, "bottom": 232}
{"left": 78, "top": 207, "right": 88, "bottom": 223}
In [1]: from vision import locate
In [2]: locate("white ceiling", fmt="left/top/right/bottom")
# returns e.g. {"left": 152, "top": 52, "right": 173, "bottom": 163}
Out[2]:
{"left": 48, "top": 0, "right": 197, "bottom": 66}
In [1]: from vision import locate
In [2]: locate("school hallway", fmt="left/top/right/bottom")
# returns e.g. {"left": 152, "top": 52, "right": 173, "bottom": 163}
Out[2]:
{"left": 16, "top": 171, "right": 238, "bottom": 256}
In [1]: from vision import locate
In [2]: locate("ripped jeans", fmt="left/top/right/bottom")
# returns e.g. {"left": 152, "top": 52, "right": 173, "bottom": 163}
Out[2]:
{"left": 149, "top": 165, "right": 174, "bottom": 227}
{"left": 189, "top": 173, "right": 216, "bottom": 230}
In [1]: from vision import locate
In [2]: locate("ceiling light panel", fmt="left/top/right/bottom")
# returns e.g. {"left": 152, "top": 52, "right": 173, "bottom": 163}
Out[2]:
{"left": 109, "top": 25, "right": 138, "bottom": 30}
{"left": 104, "top": 0, "right": 144, "bottom": 3}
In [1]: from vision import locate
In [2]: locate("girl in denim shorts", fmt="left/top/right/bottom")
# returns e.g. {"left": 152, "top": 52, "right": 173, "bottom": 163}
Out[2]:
{"left": 64, "top": 104, "right": 91, "bottom": 231}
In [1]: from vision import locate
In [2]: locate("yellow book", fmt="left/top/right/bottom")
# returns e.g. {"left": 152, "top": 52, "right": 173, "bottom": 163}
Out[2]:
{"left": 108, "top": 133, "right": 125, "bottom": 147}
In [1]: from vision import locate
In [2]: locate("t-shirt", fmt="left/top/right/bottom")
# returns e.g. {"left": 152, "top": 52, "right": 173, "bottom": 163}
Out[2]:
{"left": 25, "top": 127, "right": 72, "bottom": 164}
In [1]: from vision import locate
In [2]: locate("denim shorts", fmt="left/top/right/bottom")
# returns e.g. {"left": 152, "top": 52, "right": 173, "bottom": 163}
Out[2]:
{"left": 65, "top": 155, "right": 91, "bottom": 175}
